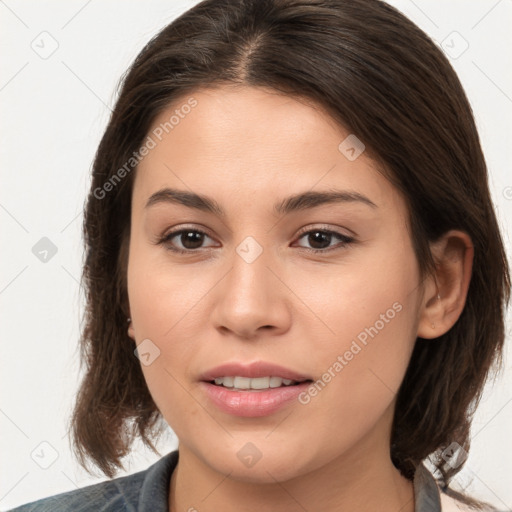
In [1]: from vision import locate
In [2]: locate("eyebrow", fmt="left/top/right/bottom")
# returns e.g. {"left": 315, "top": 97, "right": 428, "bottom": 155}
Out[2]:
{"left": 144, "top": 187, "right": 377, "bottom": 217}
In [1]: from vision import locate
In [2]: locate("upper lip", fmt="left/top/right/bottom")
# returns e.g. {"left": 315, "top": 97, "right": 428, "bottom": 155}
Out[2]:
{"left": 199, "top": 361, "right": 312, "bottom": 382}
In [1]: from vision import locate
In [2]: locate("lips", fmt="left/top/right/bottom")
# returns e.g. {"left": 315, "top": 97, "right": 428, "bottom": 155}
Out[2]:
{"left": 199, "top": 360, "right": 312, "bottom": 383}
{"left": 200, "top": 381, "right": 313, "bottom": 417}
{"left": 199, "top": 360, "right": 314, "bottom": 416}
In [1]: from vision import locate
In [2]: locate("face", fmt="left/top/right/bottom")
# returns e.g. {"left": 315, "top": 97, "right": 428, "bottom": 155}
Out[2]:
{"left": 126, "top": 85, "right": 425, "bottom": 483}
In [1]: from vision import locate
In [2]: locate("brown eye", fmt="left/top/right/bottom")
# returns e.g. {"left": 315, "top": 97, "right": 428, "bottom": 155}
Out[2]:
{"left": 159, "top": 228, "right": 216, "bottom": 253}
{"left": 294, "top": 229, "right": 355, "bottom": 254}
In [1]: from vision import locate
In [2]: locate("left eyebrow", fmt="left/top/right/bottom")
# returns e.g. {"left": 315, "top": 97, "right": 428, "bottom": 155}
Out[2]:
{"left": 144, "top": 187, "right": 378, "bottom": 217}
{"left": 273, "top": 190, "right": 378, "bottom": 215}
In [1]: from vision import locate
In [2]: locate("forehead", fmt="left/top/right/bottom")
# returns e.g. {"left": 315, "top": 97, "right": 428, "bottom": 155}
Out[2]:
{"left": 133, "top": 85, "right": 405, "bottom": 219}
{"left": 145, "top": 85, "right": 348, "bottom": 161}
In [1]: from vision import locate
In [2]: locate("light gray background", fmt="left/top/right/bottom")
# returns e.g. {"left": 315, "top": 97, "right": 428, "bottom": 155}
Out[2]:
{"left": 1, "top": 0, "right": 511, "bottom": 510}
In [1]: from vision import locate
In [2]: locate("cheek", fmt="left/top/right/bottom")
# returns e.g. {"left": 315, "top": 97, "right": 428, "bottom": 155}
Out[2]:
{"left": 296, "top": 303, "right": 416, "bottom": 465}
{"left": 291, "top": 237, "right": 420, "bottom": 435}
{"left": 126, "top": 244, "right": 216, "bottom": 423}
{"left": 292, "top": 234, "right": 419, "bottom": 358}
{"left": 127, "top": 240, "right": 214, "bottom": 340}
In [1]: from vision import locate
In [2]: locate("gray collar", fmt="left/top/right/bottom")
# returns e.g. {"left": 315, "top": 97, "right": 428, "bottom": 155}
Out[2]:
{"left": 414, "top": 462, "right": 442, "bottom": 512}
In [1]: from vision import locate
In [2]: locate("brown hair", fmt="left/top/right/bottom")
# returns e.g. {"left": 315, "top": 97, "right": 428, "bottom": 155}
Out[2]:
{"left": 69, "top": 0, "right": 510, "bottom": 508}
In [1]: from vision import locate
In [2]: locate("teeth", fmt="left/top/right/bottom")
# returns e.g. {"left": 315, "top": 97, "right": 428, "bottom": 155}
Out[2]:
{"left": 216, "top": 376, "right": 234, "bottom": 387}
{"left": 212, "top": 376, "right": 298, "bottom": 390}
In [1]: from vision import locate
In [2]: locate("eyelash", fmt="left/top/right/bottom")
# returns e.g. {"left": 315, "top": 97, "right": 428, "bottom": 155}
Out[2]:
{"left": 157, "top": 226, "right": 355, "bottom": 255}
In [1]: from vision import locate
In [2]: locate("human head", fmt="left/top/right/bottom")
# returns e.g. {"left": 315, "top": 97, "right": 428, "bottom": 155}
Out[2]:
{"left": 70, "top": 0, "right": 510, "bottom": 503}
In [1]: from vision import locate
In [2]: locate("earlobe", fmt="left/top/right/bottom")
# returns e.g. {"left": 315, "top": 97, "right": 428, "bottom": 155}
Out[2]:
{"left": 416, "top": 230, "right": 474, "bottom": 340}
{"left": 127, "top": 317, "right": 136, "bottom": 340}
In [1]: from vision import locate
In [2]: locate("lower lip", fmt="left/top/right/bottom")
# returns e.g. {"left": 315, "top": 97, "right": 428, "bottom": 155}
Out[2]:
{"left": 200, "top": 381, "right": 312, "bottom": 417}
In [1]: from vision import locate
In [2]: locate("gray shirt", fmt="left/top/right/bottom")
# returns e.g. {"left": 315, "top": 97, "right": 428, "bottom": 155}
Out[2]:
{"left": 6, "top": 450, "right": 449, "bottom": 511}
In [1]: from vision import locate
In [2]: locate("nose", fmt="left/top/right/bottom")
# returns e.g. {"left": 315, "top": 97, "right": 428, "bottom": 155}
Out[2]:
{"left": 211, "top": 243, "right": 292, "bottom": 340}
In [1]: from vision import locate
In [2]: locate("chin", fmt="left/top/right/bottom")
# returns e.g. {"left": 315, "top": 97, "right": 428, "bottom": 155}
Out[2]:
{"left": 196, "top": 440, "right": 318, "bottom": 484}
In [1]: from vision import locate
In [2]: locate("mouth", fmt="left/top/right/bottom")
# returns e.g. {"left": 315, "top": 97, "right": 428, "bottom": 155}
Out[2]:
{"left": 199, "top": 360, "right": 313, "bottom": 383}
{"left": 199, "top": 361, "right": 315, "bottom": 417}
{"left": 206, "top": 375, "right": 313, "bottom": 391}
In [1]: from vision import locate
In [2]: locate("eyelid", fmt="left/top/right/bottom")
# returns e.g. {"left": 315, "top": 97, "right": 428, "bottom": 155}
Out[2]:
{"left": 295, "top": 223, "right": 355, "bottom": 240}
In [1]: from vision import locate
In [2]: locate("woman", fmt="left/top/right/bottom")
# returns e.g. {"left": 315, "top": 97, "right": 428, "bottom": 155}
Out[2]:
{"left": 8, "top": 0, "right": 509, "bottom": 510}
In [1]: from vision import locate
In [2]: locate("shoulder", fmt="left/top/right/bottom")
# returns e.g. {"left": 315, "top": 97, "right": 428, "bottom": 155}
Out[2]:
{"left": 5, "top": 471, "right": 147, "bottom": 512}
{"left": 414, "top": 462, "right": 498, "bottom": 512}
{"left": 439, "top": 488, "right": 504, "bottom": 512}
{"left": 5, "top": 450, "right": 179, "bottom": 512}
{"left": 5, "top": 475, "right": 143, "bottom": 512}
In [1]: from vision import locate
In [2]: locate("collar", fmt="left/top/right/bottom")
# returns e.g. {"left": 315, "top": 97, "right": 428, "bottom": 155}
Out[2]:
{"left": 414, "top": 462, "right": 442, "bottom": 512}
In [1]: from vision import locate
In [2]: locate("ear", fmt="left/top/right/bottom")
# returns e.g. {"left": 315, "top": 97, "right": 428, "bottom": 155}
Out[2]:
{"left": 127, "top": 316, "right": 136, "bottom": 341}
{"left": 417, "top": 230, "right": 474, "bottom": 339}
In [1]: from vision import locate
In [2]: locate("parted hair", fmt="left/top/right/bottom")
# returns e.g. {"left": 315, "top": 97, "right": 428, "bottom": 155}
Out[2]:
{"left": 69, "top": 0, "right": 510, "bottom": 509}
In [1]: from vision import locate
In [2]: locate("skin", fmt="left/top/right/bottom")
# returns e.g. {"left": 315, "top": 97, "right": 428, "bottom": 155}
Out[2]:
{"left": 126, "top": 85, "right": 473, "bottom": 512}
